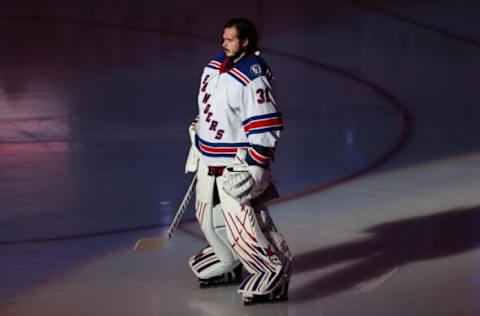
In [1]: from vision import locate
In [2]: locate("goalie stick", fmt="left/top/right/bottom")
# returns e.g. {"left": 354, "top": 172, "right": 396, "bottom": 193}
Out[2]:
{"left": 134, "top": 174, "right": 197, "bottom": 251}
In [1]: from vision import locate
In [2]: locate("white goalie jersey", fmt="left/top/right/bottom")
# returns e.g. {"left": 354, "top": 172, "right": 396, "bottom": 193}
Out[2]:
{"left": 195, "top": 52, "right": 283, "bottom": 168}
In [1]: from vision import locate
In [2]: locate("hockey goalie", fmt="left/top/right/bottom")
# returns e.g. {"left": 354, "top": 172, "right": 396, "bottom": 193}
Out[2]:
{"left": 185, "top": 18, "right": 292, "bottom": 305}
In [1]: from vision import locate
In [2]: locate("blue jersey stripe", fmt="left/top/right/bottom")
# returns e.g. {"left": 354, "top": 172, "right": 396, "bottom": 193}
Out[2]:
{"left": 242, "top": 113, "right": 282, "bottom": 126}
{"left": 195, "top": 135, "right": 249, "bottom": 148}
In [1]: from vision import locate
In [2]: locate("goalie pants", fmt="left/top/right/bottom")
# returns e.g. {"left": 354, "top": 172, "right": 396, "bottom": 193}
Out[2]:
{"left": 189, "top": 161, "right": 292, "bottom": 295}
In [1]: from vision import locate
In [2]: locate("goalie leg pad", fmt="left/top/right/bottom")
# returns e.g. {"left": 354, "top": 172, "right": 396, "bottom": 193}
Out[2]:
{"left": 189, "top": 245, "right": 241, "bottom": 281}
{"left": 189, "top": 162, "right": 240, "bottom": 279}
{"left": 217, "top": 178, "right": 292, "bottom": 296}
{"left": 198, "top": 262, "right": 243, "bottom": 288}
{"left": 255, "top": 205, "right": 292, "bottom": 265}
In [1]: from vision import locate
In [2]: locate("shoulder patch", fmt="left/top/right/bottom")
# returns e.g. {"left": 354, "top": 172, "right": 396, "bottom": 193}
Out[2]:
{"left": 250, "top": 64, "right": 263, "bottom": 76}
{"left": 231, "top": 54, "right": 271, "bottom": 84}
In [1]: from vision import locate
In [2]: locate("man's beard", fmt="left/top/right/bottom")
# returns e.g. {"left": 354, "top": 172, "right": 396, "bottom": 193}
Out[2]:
{"left": 225, "top": 47, "right": 245, "bottom": 59}
{"left": 228, "top": 48, "right": 246, "bottom": 62}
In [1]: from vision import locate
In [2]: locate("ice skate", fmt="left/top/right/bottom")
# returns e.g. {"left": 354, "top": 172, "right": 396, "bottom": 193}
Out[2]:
{"left": 242, "top": 281, "right": 289, "bottom": 305}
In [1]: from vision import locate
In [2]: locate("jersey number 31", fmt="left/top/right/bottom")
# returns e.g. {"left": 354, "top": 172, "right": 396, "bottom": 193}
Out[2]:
{"left": 256, "top": 88, "right": 273, "bottom": 104}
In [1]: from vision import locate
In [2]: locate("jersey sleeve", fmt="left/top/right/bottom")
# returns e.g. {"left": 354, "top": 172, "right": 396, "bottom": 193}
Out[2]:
{"left": 240, "top": 76, "right": 283, "bottom": 168}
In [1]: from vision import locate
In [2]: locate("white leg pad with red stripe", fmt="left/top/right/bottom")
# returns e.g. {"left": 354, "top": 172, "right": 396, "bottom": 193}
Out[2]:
{"left": 189, "top": 162, "right": 240, "bottom": 279}
{"left": 217, "top": 179, "right": 292, "bottom": 296}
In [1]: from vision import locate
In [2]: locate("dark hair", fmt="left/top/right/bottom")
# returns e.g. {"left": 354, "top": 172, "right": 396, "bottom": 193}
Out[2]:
{"left": 224, "top": 18, "right": 258, "bottom": 54}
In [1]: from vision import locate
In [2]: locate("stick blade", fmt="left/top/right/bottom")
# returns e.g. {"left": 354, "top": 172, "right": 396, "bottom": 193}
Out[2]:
{"left": 134, "top": 236, "right": 169, "bottom": 251}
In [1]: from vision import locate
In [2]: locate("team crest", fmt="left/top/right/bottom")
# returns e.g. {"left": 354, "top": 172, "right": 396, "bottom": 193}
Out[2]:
{"left": 250, "top": 64, "right": 262, "bottom": 76}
